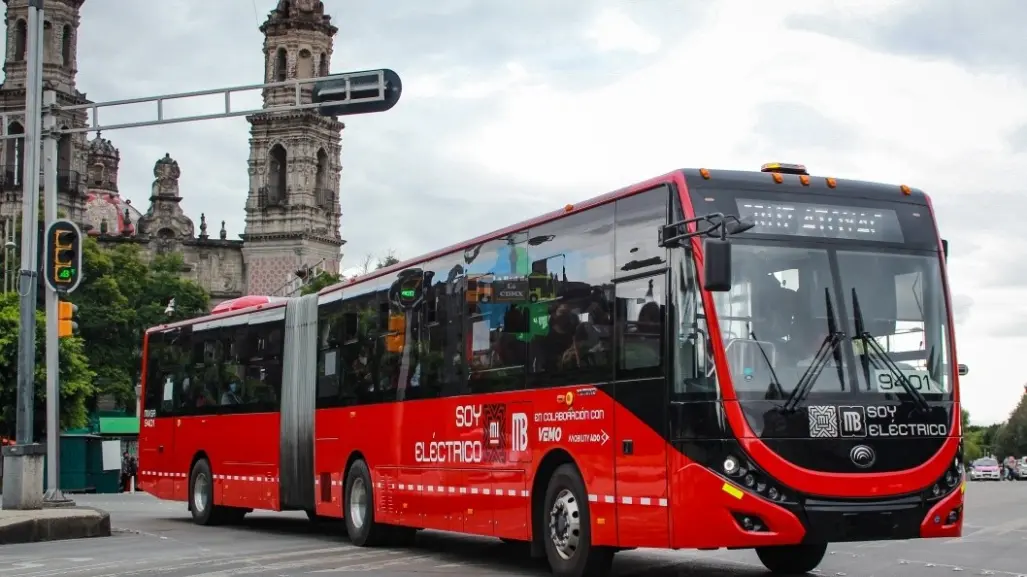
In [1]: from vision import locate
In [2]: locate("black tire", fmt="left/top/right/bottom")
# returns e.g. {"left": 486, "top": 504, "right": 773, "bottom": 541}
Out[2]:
{"left": 344, "top": 460, "right": 387, "bottom": 546}
{"left": 541, "top": 463, "right": 614, "bottom": 577}
{"left": 188, "top": 459, "right": 217, "bottom": 525}
{"left": 755, "top": 543, "right": 828, "bottom": 574}
{"left": 188, "top": 459, "right": 247, "bottom": 526}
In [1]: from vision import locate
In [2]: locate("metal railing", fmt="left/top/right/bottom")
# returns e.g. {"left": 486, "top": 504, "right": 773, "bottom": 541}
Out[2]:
{"left": 256, "top": 186, "right": 286, "bottom": 209}
{"left": 0, "top": 166, "right": 81, "bottom": 194}
{"left": 56, "top": 169, "right": 80, "bottom": 194}
{"left": 315, "top": 188, "right": 335, "bottom": 209}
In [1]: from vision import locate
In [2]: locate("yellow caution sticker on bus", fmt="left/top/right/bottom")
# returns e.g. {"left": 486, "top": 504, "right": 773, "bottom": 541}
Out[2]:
{"left": 722, "top": 483, "right": 744, "bottom": 500}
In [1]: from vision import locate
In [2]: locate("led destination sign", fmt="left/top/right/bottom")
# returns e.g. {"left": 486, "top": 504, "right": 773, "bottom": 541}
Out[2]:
{"left": 736, "top": 199, "right": 904, "bottom": 243}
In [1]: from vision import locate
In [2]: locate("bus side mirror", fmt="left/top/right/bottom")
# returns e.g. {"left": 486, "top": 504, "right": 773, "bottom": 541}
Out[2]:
{"left": 958, "top": 364, "right": 968, "bottom": 376}
{"left": 703, "top": 238, "right": 732, "bottom": 292}
{"left": 942, "top": 239, "right": 948, "bottom": 261}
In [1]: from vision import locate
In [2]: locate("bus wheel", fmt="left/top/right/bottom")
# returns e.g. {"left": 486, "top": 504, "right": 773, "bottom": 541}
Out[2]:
{"left": 755, "top": 543, "right": 827, "bottom": 574}
{"left": 344, "top": 460, "right": 386, "bottom": 547}
{"left": 542, "top": 464, "right": 614, "bottom": 577}
{"left": 189, "top": 459, "right": 217, "bottom": 525}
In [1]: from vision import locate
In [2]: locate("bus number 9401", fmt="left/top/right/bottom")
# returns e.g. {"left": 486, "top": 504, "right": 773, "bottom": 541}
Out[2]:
{"left": 872, "top": 369, "right": 948, "bottom": 395}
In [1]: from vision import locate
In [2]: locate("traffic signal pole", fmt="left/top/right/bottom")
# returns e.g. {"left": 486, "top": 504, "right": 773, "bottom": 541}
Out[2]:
{"left": 0, "top": 7, "right": 401, "bottom": 510}
{"left": 2, "top": 0, "right": 46, "bottom": 512}
{"left": 41, "top": 89, "right": 70, "bottom": 506}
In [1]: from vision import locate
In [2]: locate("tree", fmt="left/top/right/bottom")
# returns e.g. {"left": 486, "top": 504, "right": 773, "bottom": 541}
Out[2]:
{"left": 71, "top": 239, "right": 209, "bottom": 410}
{"left": 960, "top": 407, "right": 984, "bottom": 461}
{"left": 299, "top": 249, "right": 401, "bottom": 296}
{"left": 299, "top": 272, "right": 341, "bottom": 296}
{"left": 376, "top": 250, "right": 400, "bottom": 269}
{"left": 0, "top": 292, "right": 96, "bottom": 438}
{"left": 993, "top": 392, "right": 1027, "bottom": 459}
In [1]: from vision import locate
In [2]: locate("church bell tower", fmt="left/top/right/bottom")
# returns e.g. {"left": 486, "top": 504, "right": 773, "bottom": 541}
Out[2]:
{"left": 241, "top": 0, "right": 344, "bottom": 296}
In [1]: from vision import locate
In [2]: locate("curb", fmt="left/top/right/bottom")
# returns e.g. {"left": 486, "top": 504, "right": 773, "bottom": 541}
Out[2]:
{"left": 0, "top": 508, "right": 112, "bottom": 545}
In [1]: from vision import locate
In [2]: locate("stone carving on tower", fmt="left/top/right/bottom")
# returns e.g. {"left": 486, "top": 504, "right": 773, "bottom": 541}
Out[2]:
{"left": 83, "top": 133, "right": 140, "bottom": 237}
{"left": 136, "top": 154, "right": 195, "bottom": 250}
{"left": 0, "top": 0, "right": 91, "bottom": 229}
{"left": 242, "top": 0, "right": 345, "bottom": 296}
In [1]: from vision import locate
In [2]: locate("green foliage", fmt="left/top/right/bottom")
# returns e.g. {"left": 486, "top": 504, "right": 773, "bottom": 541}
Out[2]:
{"left": 993, "top": 393, "right": 1027, "bottom": 458}
{"left": 71, "top": 239, "right": 209, "bottom": 410}
{"left": 377, "top": 251, "right": 400, "bottom": 269}
{"left": 0, "top": 292, "right": 96, "bottom": 437}
{"left": 300, "top": 272, "right": 341, "bottom": 296}
{"left": 299, "top": 250, "right": 401, "bottom": 296}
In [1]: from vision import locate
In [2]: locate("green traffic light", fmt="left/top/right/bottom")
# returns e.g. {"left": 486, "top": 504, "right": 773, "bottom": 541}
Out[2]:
{"left": 58, "top": 268, "right": 74, "bottom": 279}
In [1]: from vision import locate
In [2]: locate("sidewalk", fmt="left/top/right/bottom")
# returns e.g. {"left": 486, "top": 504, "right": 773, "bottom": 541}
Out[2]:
{"left": 0, "top": 505, "right": 111, "bottom": 545}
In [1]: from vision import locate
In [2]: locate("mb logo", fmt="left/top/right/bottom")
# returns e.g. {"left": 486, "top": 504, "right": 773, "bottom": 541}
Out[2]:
{"left": 511, "top": 413, "right": 528, "bottom": 452}
{"left": 838, "top": 406, "right": 867, "bottom": 437}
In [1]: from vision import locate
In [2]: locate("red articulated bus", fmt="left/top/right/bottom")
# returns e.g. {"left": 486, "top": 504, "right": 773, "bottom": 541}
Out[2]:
{"left": 139, "top": 163, "right": 966, "bottom": 576}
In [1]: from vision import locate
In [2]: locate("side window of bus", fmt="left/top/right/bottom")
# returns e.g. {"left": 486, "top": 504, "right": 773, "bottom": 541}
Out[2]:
{"left": 613, "top": 187, "right": 669, "bottom": 381}
{"left": 144, "top": 331, "right": 169, "bottom": 416}
{"left": 368, "top": 271, "right": 401, "bottom": 403}
{"left": 615, "top": 187, "right": 669, "bottom": 276}
{"left": 181, "top": 328, "right": 221, "bottom": 414}
{"left": 615, "top": 275, "right": 666, "bottom": 379}
{"left": 420, "top": 254, "right": 470, "bottom": 398}
{"left": 339, "top": 286, "right": 380, "bottom": 406}
{"left": 316, "top": 299, "right": 345, "bottom": 408}
{"left": 464, "top": 238, "right": 529, "bottom": 394}
{"left": 155, "top": 326, "right": 192, "bottom": 415}
{"left": 218, "top": 324, "right": 249, "bottom": 411}
{"left": 527, "top": 204, "right": 616, "bottom": 388}
{"left": 672, "top": 249, "right": 717, "bottom": 398}
{"left": 246, "top": 320, "right": 284, "bottom": 411}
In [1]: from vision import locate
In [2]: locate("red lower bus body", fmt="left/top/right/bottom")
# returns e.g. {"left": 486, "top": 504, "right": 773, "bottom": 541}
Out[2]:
{"left": 140, "top": 165, "right": 963, "bottom": 576}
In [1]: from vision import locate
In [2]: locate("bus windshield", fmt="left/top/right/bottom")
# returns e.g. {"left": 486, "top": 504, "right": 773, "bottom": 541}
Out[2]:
{"left": 708, "top": 240, "right": 951, "bottom": 402}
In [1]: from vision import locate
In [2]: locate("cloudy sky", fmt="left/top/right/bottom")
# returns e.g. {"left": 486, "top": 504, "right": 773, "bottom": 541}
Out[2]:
{"left": 4, "top": 0, "right": 1024, "bottom": 425}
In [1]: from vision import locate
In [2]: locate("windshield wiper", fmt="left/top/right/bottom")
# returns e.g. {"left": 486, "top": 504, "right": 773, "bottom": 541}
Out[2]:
{"left": 746, "top": 324, "right": 787, "bottom": 400}
{"left": 850, "top": 288, "right": 931, "bottom": 414}
{"left": 783, "top": 288, "right": 845, "bottom": 413}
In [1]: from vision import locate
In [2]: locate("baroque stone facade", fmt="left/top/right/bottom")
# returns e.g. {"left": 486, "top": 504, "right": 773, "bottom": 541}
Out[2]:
{"left": 0, "top": 0, "right": 345, "bottom": 306}
{"left": 243, "top": 0, "right": 345, "bottom": 295}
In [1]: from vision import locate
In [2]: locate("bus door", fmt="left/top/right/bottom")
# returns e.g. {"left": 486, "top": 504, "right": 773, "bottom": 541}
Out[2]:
{"left": 139, "top": 327, "right": 186, "bottom": 499}
{"left": 612, "top": 272, "right": 671, "bottom": 548}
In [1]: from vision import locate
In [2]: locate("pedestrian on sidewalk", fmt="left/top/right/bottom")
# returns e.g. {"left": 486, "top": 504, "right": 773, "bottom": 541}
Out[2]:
{"left": 120, "top": 451, "right": 137, "bottom": 492}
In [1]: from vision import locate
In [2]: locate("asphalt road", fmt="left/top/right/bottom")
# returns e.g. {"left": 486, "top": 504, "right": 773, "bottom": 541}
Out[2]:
{"left": 0, "top": 482, "right": 1024, "bottom": 577}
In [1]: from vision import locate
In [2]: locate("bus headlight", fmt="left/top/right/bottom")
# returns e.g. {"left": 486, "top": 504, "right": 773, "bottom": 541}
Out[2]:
{"left": 721, "top": 454, "right": 792, "bottom": 504}
{"left": 927, "top": 458, "right": 965, "bottom": 501}
{"left": 723, "top": 456, "right": 742, "bottom": 476}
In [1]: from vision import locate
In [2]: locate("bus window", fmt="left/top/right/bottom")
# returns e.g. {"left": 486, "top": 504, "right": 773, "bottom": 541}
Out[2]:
{"left": 527, "top": 203, "right": 615, "bottom": 388}
{"left": 465, "top": 238, "right": 528, "bottom": 394}
{"left": 420, "top": 253, "right": 469, "bottom": 398}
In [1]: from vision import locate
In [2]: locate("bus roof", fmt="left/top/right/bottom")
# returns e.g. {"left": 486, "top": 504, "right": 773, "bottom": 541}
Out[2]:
{"left": 146, "top": 296, "right": 288, "bottom": 334}
{"left": 681, "top": 167, "right": 930, "bottom": 204}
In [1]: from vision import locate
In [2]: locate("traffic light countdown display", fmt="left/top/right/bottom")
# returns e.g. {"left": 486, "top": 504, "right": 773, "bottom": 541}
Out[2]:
{"left": 44, "top": 219, "right": 83, "bottom": 338}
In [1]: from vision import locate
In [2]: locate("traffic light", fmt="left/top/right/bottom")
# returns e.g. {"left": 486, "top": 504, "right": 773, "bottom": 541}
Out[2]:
{"left": 312, "top": 69, "right": 402, "bottom": 117}
{"left": 44, "top": 219, "right": 83, "bottom": 293}
{"left": 57, "top": 300, "right": 78, "bottom": 338}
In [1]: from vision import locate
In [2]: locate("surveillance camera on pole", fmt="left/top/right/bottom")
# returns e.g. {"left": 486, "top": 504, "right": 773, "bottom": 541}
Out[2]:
{"left": 312, "top": 69, "right": 402, "bottom": 117}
